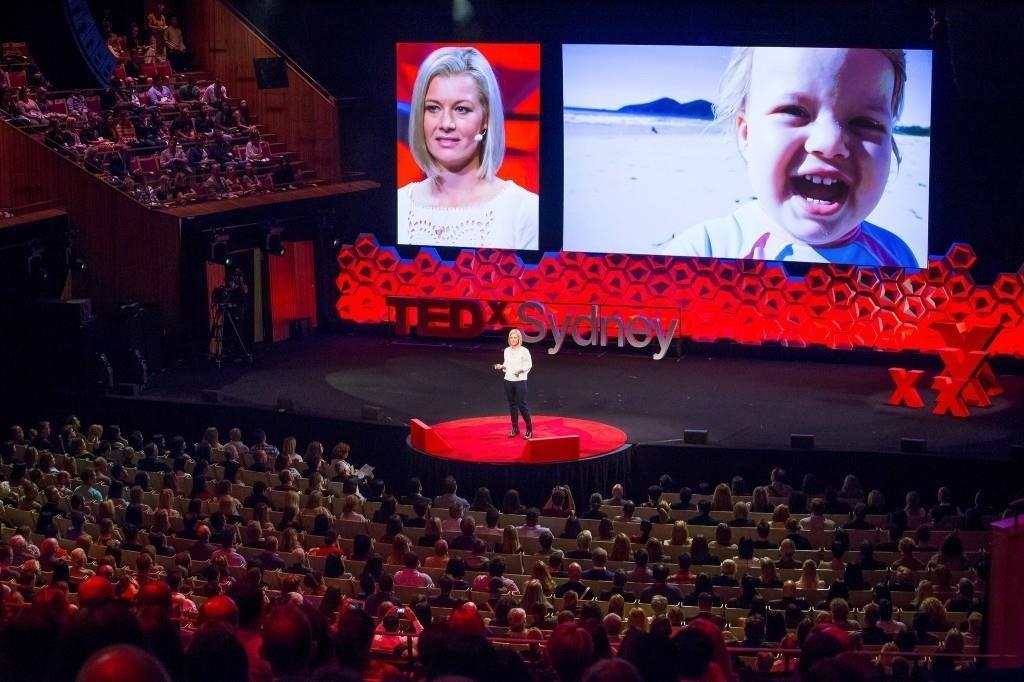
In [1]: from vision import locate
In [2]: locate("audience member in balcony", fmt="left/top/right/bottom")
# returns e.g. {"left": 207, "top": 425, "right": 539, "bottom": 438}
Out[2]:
{"left": 43, "top": 118, "right": 71, "bottom": 152}
{"left": 272, "top": 157, "right": 297, "bottom": 188}
{"left": 14, "top": 87, "right": 45, "bottom": 123}
{"left": 225, "top": 107, "right": 251, "bottom": 138}
{"left": 158, "top": 137, "right": 190, "bottom": 173}
{"left": 65, "top": 89, "right": 89, "bottom": 119}
{"left": 202, "top": 136, "right": 231, "bottom": 172}
{"left": 194, "top": 106, "right": 220, "bottom": 137}
{"left": 147, "top": 76, "right": 175, "bottom": 107}
{"left": 167, "top": 107, "right": 194, "bottom": 142}
{"left": 125, "top": 23, "right": 145, "bottom": 58}
{"left": 175, "top": 76, "right": 199, "bottom": 103}
{"left": 147, "top": 4, "right": 169, "bottom": 60}
{"left": 164, "top": 16, "right": 189, "bottom": 71}
{"left": 135, "top": 110, "right": 166, "bottom": 147}
{"left": 188, "top": 137, "right": 213, "bottom": 171}
{"left": 171, "top": 171, "right": 194, "bottom": 200}
{"left": 245, "top": 129, "right": 269, "bottom": 164}
{"left": 107, "top": 31, "right": 138, "bottom": 77}
{"left": 203, "top": 79, "right": 228, "bottom": 108}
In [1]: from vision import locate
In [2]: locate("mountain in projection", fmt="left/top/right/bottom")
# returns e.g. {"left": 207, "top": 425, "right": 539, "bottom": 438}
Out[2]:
{"left": 616, "top": 97, "right": 714, "bottom": 119}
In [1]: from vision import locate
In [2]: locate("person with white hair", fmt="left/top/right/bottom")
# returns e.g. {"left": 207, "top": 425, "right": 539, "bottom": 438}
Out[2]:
{"left": 398, "top": 46, "right": 538, "bottom": 249}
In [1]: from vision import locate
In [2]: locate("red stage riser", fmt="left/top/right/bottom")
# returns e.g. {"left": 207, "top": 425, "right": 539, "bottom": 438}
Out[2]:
{"left": 336, "top": 235, "right": 1024, "bottom": 357}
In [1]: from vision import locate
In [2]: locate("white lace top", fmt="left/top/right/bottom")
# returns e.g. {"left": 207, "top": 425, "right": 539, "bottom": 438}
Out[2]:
{"left": 397, "top": 179, "right": 539, "bottom": 250}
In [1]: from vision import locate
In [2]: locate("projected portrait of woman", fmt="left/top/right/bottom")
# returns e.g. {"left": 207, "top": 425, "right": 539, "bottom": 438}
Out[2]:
{"left": 661, "top": 47, "right": 918, "bottom": 266}
{"left": 397, "top": 46, "right": 539, "bottom": 250}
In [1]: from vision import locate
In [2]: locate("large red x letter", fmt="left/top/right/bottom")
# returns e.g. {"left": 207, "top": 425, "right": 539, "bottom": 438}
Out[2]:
{"left": 931, "top": 376, "right": 970, "bottom": 417}
{"left": 888, "top": 368, "right": 925, "bottom": 408}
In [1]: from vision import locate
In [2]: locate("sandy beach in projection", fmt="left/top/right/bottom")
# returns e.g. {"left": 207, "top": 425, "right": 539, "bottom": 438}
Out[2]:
{"left": 563, "top": 110, "right": 930, "bottom": 264}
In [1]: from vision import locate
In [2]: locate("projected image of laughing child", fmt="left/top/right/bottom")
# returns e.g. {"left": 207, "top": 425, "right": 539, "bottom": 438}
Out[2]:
{"left": 661, "top": 47, "right": 919, "bottom": 267}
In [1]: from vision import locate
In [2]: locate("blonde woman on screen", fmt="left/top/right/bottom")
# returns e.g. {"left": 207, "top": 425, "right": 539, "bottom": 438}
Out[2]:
{"left": 398, "top": 47, "right": 538, "bottom": 250}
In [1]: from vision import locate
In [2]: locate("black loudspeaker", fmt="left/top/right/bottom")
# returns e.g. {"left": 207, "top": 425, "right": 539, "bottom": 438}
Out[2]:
{"left": 791, "top": 433, "right": 815, "bottom": 449}
{"left": 683, "top": 429, "right": 708, "bottom": 445}
{"left": 115, "top": 382, "right": 140, "bottom": 396}
{"left": 254, "top": 57, "right": 288, "bottom": 89}
{"left": 277, "top": 397, "right": 295, "bottom": 412}
{"left": 361, "top": 405, "right": 385, "bottom": 422}
{"left": 901, "top": 438, "right": 927, "bottom": 454}
{"left": 200, "top": 389, "right": 221, "bottom": 404}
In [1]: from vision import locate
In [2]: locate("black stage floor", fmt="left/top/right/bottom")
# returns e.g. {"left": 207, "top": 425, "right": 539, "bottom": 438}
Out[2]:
{"left": 138, "top": 334, "right": 1023, "bottom": 461}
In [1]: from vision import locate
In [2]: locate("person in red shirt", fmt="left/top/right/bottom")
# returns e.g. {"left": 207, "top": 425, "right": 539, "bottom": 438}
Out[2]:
{"left": 308, "top": 530, "right": 346, "bottom": 558}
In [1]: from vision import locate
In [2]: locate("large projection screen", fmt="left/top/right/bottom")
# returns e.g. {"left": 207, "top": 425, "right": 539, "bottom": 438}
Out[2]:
{"left": 563, "top": 45, "right": 932, "bottom": 267}
{"left": 396, "top": 43, "right": 541, "bottom": 250}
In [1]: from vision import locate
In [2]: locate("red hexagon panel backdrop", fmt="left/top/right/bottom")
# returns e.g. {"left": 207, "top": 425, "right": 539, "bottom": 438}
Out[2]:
{"left": 335, "top": 235, "right": 1024, "bottom": 358}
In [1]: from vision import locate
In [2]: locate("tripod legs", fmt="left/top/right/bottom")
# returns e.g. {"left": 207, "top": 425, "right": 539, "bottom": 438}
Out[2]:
{"left": 207, "top": 305, "right": 253, "bottom": 366}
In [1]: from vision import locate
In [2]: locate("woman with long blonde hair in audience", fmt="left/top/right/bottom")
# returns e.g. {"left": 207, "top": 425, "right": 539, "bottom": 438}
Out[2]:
{"left": 253, "top": 502, "right": 275, "bottom": 533}
{"left": 645, "top": 537, "right": 664, "bottom": 564}
{"left": 420, "top": 516, "right": 443, "bottom": 548}
{"left": 282, "top": 436, "right": 302, "bottom": 466}
{"left": 96, "top": 517, "right": 123, "bottom": 545}
{"left": 711, "top": 483, "right": 733, "bottom": 512}
{"left": 150, "top": 509, "right": 172, "bottom": 536}
{"left": 69, "top": 548, "right": 95, "bottom": 582}
{"left": 303, "top": 441, "right": 324, "bottom": 471}
{"left": 607, "top": 593, "right": 626, "bottom": 617}
{"left": 908, "top": 579, "right": 934, "bottom": 611}
{"left": 306, "top": 471, "right": 329, "bottom": 497}
{"left": 202, "top": 427, "right": 222, "bottom": 450}
{"left": 278, "top": 527, "right": 300, "bottom": 553}
{"left": 609, "top": 532, "right": 631, "bottom": 562}
{"left": 302, "top": 490, "right": 334, "bottom": 520}
{"left": 277, "top": 504, "right": 304, "bottom": 533}
{"left": 157, "top": 488, "right": 182, "bottom": 519}
{"left": 386, "top": 534, "right": 411, "bottom": 566}
{"left": 668, "top": 520, "right": 690, "bottom": 548}
{"left": 499, "top": 525, "right": 523, "bottom": 554}
{"left": 751, "top": 486, "right": 772, "bottom": 513}
{"left": 95, "top": 499, "right": 118, "bottom": 524}
{"left": 797, "top": 559, "right": 822, "bottom": 590}
{"left": 531, "top": 560, "right": 556, "bottom": 597}
{"left": 758, "top": 557, "right": 782, "bottom": 588}
{"left": 627, "top": 607, "right": 648, "bottom": 633}
{"left": 519, "top": 578, "right": 553, "bottom": 615}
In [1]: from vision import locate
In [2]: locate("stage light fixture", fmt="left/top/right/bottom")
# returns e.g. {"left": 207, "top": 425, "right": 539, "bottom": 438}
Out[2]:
{"left": 266, "top": 227, "right": 285, "bottom": 256}
{"left": 209, "top": 233, "right": 232, "bottom": 265}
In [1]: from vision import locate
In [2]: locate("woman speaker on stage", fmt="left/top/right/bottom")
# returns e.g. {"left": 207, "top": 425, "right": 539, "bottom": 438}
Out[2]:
{"left": 494, "top": 328, "right": 533, "bottom": 438}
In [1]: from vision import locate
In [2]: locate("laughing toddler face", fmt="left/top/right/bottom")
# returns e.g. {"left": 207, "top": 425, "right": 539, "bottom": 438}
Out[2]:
{"left": 738, "top": 48, "right": 896, "bottom": 245}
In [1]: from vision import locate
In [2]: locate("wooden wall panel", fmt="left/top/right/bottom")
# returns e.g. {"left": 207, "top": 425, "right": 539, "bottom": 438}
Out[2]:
{"left": 185, "top": 0, "right": 342, "bottom": 182}
{"left": 0, "top": 122, "right": 182, "bottom": 331}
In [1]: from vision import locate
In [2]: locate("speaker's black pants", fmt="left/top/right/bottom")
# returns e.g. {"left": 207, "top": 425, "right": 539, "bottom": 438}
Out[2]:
{"left": 503, "top": 379, "right": 532, "bottom": 432}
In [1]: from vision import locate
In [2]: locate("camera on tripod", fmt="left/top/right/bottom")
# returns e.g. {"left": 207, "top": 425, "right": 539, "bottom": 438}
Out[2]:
{"left": 208, "top": 267, "right": 252, "bottom": 366}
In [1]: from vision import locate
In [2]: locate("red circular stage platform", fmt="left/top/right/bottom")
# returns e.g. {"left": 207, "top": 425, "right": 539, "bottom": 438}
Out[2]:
{"left": 410, "top": 415, "right": 628, "bottom": 464}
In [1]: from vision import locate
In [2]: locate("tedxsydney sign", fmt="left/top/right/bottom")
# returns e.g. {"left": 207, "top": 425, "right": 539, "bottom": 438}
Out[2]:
{"left": 386, "top": 296, "right": 679, "bottom": 360}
